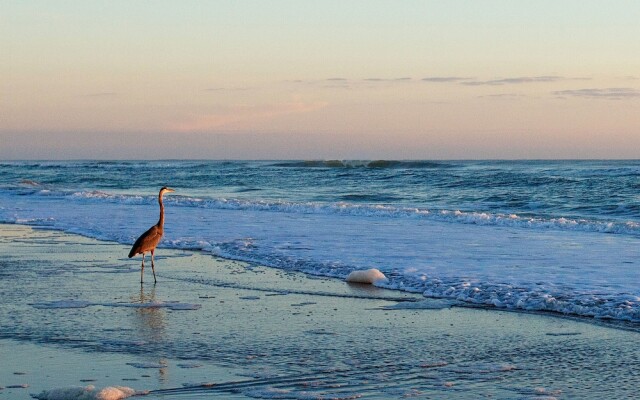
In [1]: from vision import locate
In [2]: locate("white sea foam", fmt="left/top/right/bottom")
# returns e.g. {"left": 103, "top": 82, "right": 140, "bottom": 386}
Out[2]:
{"left": 33, "top": 385, "right": 136, "bottom": 400}
{"left": 418, "top": 281, "right": 640, "bottom": 321}
{"left": 14, "top": 217, "right": 55, "bottom": 225}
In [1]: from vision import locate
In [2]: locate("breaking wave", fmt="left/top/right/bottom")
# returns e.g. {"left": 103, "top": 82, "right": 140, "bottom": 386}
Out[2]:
{"left": 24, "top": 189, "right": 640, "bottom": 237}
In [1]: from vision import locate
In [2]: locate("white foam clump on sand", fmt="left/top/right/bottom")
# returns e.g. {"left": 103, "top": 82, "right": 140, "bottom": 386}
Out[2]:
{"left": 345, "top": 269, "right": 387, "bottom": 284}
{"left": 33, "top": 385, "right": 136, "bottom": 400}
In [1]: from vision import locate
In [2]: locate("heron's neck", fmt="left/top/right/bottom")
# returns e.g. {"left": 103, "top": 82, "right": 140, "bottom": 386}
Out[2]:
{"left": 157, "top": 195, "right": 165, "bottom": 228}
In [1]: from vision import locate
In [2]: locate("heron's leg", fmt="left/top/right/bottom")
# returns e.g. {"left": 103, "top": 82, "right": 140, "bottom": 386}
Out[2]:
{"left": 151, "top": 249, "right": 157, "bottom": 283}
{"left": 140, "top": 253, "right": 145, "bottom": 284}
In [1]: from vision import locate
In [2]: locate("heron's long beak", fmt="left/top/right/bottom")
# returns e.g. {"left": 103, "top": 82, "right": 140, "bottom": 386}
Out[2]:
{"left": 166, "top": 188, "right": 175, "bottom": 193}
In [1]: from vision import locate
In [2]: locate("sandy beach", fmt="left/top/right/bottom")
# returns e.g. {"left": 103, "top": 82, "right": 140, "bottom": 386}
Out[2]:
{"left": 1, "top": 223, "right": 639, "bottom": 399}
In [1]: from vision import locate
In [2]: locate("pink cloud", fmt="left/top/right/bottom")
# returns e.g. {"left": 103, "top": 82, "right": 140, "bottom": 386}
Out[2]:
{"left": 170, "top": 100, "right": 328, "bottom": 132}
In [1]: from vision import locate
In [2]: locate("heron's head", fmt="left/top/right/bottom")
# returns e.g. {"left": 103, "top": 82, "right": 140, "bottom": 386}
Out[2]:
{"left": 160, "top": 186, "right": 176, "bottom": 195}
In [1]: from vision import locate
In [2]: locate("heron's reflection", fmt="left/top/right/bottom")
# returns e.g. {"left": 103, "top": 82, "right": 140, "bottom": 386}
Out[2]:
{"left": 132, "top": 284, "right": 167, "bottom": 339}
{"left": 130, "top": 284, "right": 168, "bottom": 382}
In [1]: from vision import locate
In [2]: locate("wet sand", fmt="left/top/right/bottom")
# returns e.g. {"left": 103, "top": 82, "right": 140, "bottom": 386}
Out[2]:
{"left": 1, "top": 224, "right": 639, "bottom": 399}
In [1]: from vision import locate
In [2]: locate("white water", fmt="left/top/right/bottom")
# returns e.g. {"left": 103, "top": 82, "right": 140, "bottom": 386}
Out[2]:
{"left": 15, "top": 188, "right": 640, "bottom": 235}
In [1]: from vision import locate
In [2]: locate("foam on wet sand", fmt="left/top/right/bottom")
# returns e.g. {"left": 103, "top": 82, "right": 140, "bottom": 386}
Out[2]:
{"left": 33, "top": 385, "right": 137, "bottom": 400}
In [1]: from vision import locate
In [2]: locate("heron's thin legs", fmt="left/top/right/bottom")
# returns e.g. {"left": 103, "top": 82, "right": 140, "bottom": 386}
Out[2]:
{"left": 140, "top": 253, "right": 145, "bottom": 283}
{"left": 151, "top": 249, "right": 157, "bottom": 283}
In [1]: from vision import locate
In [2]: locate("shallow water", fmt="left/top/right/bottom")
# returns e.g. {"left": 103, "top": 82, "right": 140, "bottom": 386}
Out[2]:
{"left": 1, "top": 225, "right": 640, "bottom": 399}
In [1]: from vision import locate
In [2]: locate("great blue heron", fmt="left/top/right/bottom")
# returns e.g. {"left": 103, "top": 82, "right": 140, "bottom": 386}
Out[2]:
{"left": 128, "top": 186, "right": 175, "bottom": 283}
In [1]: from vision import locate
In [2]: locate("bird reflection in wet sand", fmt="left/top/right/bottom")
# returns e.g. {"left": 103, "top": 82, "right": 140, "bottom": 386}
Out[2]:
{"left": 131, "top": 284, "right": 169, "bottom": 382}
{"left": 132, "top": 284, "right": 166, "bottom": 340}
{"left": 128, "top": 187, "right": 175, "bottom": 284}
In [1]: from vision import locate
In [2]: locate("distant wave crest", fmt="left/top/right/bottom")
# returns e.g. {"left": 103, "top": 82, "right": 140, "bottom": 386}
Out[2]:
{"left": 272, "top": 160, "right": 457, "bottom": 169}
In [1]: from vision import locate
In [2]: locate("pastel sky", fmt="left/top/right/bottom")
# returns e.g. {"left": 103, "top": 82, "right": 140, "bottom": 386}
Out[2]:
{"left": 2, "top": 1, "right": 640, "bottom": 159}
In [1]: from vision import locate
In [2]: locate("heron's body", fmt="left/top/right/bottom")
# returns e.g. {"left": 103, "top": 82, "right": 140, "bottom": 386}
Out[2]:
{"left": 129, "top": 187, "right": 175, "bottom": 283}
{"left": 128, "top": 225, "right": 164, "bottom": 257}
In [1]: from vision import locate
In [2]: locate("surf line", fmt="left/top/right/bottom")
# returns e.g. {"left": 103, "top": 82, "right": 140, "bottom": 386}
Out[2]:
{"left": 163, "top": 274, "right": 421, "bottom": 303}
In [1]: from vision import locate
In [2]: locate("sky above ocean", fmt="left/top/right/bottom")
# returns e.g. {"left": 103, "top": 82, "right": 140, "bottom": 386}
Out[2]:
{"left": 1, "top": 1, "right": 639, "bottom": 159}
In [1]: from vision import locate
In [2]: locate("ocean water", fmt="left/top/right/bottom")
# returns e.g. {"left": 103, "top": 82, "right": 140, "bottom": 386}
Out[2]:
{"left": 1, "top": 160, "right": 639, "bottom": 322}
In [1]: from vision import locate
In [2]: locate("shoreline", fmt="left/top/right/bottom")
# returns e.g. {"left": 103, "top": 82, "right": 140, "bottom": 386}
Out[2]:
{"left": 2, "top": 223, "right": 640, "bottom": 399}
{"left": 3, "top": 221, "right": 639, "bottom": 333}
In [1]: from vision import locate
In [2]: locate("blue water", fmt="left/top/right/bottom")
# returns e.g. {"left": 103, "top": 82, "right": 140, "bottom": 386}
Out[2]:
{"left": 1, "top": 160, "right": 639, "bottom": 321}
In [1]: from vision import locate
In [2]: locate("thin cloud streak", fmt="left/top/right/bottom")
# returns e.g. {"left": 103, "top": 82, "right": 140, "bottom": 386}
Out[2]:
{"left": 463, "top": 76, "right": 567, "bottom": 86}
{"left": 477, "top": 93, "right": 526, "bottom": 99}
{"left": 364, "top": 77, "right": 412, "bottom": 82}
{"left": 293, "top": 77, "right": 414, "bottom": 85}
{"left": 553, "top": 88, "right": 640, "bottom": 100}
{"left": 289, "top": 77, "right": 417, "bottom": 91}
{"left": 204, "top": 87, "right": 253, "bottom": 92}
{"left": 422, "top": 77, "right": 471, "bottom": 82}
{"left": 292, "top": 75, "right": 590, "bottom": 88}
